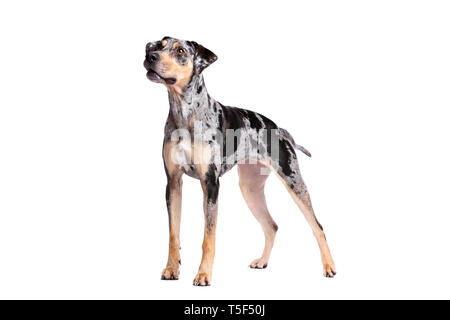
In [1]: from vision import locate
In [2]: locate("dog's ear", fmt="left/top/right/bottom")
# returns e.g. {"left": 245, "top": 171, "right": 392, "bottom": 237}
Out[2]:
{"left": 189, "top": 41, "right": 217, "bottom": 74}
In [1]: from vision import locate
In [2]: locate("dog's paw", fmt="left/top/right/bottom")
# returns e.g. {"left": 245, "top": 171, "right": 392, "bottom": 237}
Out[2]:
{"left": 249, "top": 258, "right": 268, "bottom": 269}
{"left": 323, "top": 263, "right": 336, "bottom": 278}
{"left": 193, "top": 272, "right": 211, "bottom": 286}
{"left": 161, "top": 267, "right": 179, "bottom": 280}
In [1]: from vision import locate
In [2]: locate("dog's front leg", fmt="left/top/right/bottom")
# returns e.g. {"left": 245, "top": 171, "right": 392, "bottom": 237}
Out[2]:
{"left": 193, "top": 176, "right": 219, "bottom": 286}
{"left": 161, "top": 172, "right": 183, "bottom": 280}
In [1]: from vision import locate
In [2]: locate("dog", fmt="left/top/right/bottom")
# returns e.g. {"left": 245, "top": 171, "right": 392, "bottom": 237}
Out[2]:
{"left": 144, "top": 36, "right": 336, "bottom": 286}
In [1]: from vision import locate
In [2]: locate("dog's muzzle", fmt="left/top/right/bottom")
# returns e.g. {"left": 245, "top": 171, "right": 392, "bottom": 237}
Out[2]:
{"left": 143, "top": 53, "right": 176, "bottom": 85}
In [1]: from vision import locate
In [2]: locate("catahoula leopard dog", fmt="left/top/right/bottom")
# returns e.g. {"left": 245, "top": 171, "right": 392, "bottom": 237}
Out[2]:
{"left": 143, "top": 36, "right": 336, "bottom": 286}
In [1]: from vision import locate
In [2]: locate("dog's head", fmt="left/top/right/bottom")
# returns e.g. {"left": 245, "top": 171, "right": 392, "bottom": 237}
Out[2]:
{"left": 144, "top": 37, "right": 217, "bottom": 92}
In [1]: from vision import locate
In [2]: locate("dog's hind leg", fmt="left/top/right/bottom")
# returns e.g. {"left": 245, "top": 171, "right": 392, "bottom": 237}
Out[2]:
{"left": 238, "top": 162, "right": 278, "bottom": 269}
{"left": 270, "top": 140, "right": 336, "bottom": 277}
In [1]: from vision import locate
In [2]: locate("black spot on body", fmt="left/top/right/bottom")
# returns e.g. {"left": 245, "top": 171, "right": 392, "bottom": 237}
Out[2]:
{"left": 220, "top": 105, "right": 246, "bottom": 159}
{"left": 221, "top": 105, "right": 245, "bottom": 130}
{"left": 259, "top": 113, "right": 278, "bottom": 130}
{"left": 233, "top": 135, "right": 238, "bottom": 153}
{"left": 217, "top": 108, "right": 224, "bottom": 132}
{"left": 277, "top": 138, "right": 296, "bottom": 177}
{"left": 197, "top": 85, "right": 203, "bottom": 94}
{"left": 245, "top": 111, "right": 264, "bottom": 130}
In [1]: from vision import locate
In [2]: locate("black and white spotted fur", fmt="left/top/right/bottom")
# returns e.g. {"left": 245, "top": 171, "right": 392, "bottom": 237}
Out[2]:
{"left": 144, "top": 37, "right": 336, "bottom": 286}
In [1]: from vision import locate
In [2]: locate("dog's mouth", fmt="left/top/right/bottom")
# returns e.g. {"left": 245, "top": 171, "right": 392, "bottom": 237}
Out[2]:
{"left": 145, "top": 66, "right": 177, "bottom": 85}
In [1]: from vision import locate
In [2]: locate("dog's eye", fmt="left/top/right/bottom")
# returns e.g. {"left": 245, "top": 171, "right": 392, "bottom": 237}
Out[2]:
{"left": 176, "top": 47, "right": 185, "bottom": 55}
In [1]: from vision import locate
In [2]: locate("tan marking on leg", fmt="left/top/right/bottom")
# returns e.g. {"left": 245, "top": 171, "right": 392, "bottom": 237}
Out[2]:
{"left": 192, "top": 143, "right": 219, "bottom": 286}
{"left": 161, "top": 175, "right": 183, "bottom": 280}
{"left": 161, "top": 142, "right": 184, "bottom": 280}
{"left": 193, "top": 179, "right": 218, "bottom": 286}
{"left": 271, "top": 165, "right": 336, "bottom": 277}
{"left": 238, "top": 162, "right": 277, "bottom": 269}
{"left": 193, "top": 210, "right": 217, "bottom": 286}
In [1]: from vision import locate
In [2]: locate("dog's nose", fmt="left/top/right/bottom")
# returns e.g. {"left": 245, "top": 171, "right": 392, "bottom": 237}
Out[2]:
{"left": 149, "top": 53, "right": 159, "bottom": 63}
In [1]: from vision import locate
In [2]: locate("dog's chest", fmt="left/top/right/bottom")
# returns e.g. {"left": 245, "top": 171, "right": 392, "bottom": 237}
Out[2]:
{"left": 172, "top": 138, "right": 193, "bottom": 172}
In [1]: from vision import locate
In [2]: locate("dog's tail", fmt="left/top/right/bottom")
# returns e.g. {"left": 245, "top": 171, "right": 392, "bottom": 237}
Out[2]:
{"left": 279, "top": 128, "right": 312, "bottom": 158}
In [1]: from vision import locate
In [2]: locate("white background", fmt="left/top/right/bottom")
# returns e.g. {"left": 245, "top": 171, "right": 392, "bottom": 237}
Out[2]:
{"left": 0, "top": 0, "right": 449, "bottom": 299}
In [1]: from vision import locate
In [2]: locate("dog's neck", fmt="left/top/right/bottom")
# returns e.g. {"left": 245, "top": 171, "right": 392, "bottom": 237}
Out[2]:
{"left": 167, "top": 74, "right": 217, "bottom": 129}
